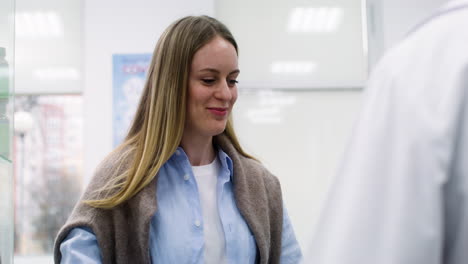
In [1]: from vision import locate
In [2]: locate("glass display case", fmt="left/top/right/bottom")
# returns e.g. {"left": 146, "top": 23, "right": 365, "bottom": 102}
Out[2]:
{"left": 0, "top": 0, "right": 15, "bottom": 263}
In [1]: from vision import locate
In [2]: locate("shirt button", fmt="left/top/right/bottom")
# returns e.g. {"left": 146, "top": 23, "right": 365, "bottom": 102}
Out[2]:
{"left": 194, "top": 220, "right": 201, "bottom": 227}
{"left": 183, "top": 174, "right": 190, "bottom": 181}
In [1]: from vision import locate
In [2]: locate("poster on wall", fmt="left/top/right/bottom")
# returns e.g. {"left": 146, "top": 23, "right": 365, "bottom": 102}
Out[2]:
{"left": 112, "top": 53, "right": 152, "bottom": 147}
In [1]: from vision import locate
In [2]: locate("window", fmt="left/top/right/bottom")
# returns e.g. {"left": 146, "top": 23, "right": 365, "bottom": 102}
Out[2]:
{"left": 13, "top": 95, "right": 83, "bottom": 262}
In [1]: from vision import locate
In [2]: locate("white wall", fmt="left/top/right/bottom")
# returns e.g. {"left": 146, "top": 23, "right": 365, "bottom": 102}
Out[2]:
{"left": 234, "top": 89, "right": 362, "bottom": 249}
{"left": 381, "top": 0, "right": 447, "bottom": 51}
{"left": 83, "top": 0, "right": 215, "bottom": 184}
{"left": 367, "top": 0, "right": 448, "bottom": 66}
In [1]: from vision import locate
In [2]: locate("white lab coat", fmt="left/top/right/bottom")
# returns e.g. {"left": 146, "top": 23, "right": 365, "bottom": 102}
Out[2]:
{"left": 307, "top": 1, "right": 468, "bottom": 263}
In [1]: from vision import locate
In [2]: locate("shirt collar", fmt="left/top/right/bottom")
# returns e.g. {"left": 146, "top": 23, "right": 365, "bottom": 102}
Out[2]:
{"left": 171, "top": 146, "right": 234, "bottom": 181}
{"left": 216, "top": 146, "right": 234, "bottom": 181}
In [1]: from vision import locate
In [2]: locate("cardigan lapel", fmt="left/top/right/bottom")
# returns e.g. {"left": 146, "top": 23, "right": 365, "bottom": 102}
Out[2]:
{"left": 127, "top": 173, "right": 159, "bottom": 263}
{"left": 215, "top": 134, "right": 270, "bottom": 263}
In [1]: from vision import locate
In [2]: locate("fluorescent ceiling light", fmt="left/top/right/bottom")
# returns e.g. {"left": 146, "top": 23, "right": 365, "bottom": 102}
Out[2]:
{"left": 287, "top": 7, "right": 343, "bottom": 33}
{"left": 271, "top": 61, "right": 317, "bottom": 75}
{"left": 16, "top": 11, "right": 64, "bottom": 37}
{"left": 33, "top": 68, "right": 80, "bottom": 81}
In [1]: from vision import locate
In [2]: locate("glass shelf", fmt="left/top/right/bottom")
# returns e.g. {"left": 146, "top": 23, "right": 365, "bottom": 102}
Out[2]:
{"left": 0, "top": 0, "right": 15, "bottom": 263}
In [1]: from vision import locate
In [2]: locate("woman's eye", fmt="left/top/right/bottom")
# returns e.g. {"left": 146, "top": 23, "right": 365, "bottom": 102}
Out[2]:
{"left": 202, "top": 79, "right": 215, "bottom": 84}
{"left": 228, "top": 80, "right": 239, "bottom": 85}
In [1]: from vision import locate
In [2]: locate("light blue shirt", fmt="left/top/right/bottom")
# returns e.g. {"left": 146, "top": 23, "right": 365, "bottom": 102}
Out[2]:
{"left": 60, "top": 148, "right": 302, "bottom": 263}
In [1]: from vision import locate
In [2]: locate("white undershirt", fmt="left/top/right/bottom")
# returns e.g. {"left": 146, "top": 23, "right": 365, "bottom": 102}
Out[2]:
{"left": 191, "top": 157, "right": 227, "bottom": 264}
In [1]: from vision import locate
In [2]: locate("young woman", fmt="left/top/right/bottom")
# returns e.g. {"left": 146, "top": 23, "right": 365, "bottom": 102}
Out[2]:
{"left": 54, "top": 15, "right": 302, "bottom": 264}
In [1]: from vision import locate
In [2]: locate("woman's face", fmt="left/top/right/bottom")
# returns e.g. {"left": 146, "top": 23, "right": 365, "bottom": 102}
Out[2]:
{"left": 185, "top": 36, "right": 239, "bottom": 139}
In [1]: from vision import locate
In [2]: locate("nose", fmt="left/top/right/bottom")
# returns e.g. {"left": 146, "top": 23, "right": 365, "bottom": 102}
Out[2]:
{"left": 215, "top": 80, "right": 233, "bottom": 101}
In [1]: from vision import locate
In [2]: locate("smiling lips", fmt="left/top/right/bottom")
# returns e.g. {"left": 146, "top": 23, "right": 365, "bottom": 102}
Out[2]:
{"left": 207, "top": 107, "right": 228, "bottom": 116}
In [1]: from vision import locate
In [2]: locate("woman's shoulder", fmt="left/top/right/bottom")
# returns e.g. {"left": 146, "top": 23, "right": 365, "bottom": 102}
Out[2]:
{"left": 97, "top": 144, "right": 134, "bottom": 173}
{"left": 237, "top": 155, "right": 281, "bottom": 189}
{"left": 239, "top": 155, "right": 272, "bottom": 175}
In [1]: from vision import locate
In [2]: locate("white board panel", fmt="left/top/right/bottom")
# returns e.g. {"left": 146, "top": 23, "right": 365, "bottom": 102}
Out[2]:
{"left": 216, "top": 0, "right": 368, "bottom": 89}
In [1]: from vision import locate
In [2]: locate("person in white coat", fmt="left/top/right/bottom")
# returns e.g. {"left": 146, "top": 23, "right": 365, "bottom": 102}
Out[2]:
{"left": 307, "top": 1, "right": 468, "bottom": 263}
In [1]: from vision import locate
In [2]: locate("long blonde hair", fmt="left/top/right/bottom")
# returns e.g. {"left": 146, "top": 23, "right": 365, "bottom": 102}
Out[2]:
{"left": 85, "top": 15, "right": 254, "bottom": 209}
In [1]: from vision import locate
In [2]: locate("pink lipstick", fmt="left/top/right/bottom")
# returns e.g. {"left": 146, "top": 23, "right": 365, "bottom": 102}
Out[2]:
{"left": 208, "top": 107, "right": 228, "bottom": 116}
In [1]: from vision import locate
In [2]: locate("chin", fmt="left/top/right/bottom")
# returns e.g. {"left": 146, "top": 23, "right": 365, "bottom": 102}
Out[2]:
{"left": 206, "top": 125, "right": 227, "bottom": 137}
{"left": 211, "top": 128, "right": 227, "bottom": 137}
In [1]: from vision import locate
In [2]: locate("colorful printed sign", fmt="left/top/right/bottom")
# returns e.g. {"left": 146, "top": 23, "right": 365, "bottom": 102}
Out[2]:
{"left": 112, "top": 54, "right": 152, "bottom": 147}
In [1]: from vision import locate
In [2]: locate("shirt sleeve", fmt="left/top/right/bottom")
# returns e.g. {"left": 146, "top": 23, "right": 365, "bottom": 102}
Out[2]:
{"left": 60, "top": 227, "right": 102, "bottom": 264}
{"left": 280, "top": 204, "right": 303, "bottom": 264}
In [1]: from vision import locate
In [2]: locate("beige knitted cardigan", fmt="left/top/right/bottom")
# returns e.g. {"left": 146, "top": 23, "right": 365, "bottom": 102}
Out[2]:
{"left": 54, "top": 134, "right": 284, "bottom": 264}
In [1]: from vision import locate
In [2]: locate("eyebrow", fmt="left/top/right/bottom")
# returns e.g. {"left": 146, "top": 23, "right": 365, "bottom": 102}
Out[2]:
{"left": 199, "top": 68, "right": 240, "bottom": 75}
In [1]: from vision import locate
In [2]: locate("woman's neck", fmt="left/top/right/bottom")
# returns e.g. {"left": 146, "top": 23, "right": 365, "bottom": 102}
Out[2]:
{"left": 180, "top": 133, "right": 216, "bottom": 166}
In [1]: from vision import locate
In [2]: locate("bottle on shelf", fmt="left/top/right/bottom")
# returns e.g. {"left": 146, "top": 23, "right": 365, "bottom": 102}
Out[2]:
{"left": 0, "top": 47, "right": 11, "bottom": 161}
